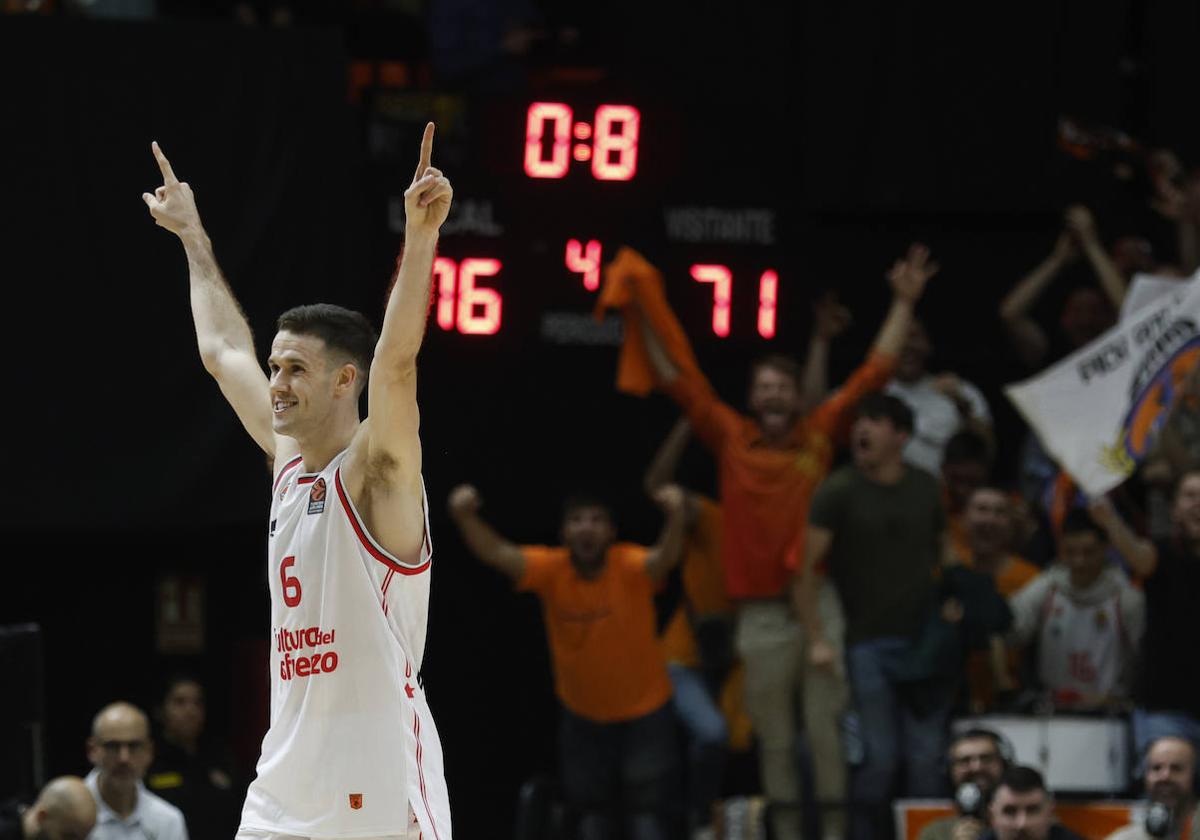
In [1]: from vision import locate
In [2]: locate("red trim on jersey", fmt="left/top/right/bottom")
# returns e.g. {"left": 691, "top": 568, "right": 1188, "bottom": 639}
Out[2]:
{"left": 272, "top": 455, "right": 304, "bottom": 493}
{"left": 297, "top": 476, "right": 318, "bottom": 485}
{"left": 381, "top": 569, "right": 396, "bottom": 616}
{"left": 334, "top": 468, "right": 430, "bottom": 575}
{"left": 413, "top": 711, "right": 442, "bottom": 840}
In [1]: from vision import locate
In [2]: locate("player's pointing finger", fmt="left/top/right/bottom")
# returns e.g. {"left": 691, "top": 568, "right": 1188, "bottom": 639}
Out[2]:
{"left": 413, "top": 122, "right": 434, "bottom": 182}
{"left": 152, "top": 141, "right": 179, "bottom": 185}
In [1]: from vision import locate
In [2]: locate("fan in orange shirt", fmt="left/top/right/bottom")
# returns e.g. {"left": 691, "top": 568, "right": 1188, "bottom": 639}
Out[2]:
{"left": 956, "top": 486, "right": 1040, "bottom": 712}
{"left": 447, "top": 481, "right": 688, "bottom": 839}
{"left": 596, "top": 242, "right": 938, "bottom": 840}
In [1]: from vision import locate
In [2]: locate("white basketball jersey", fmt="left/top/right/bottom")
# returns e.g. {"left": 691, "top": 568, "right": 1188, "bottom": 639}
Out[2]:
{"left": 1037, "top": 584, "right": 1127, "bottom": 703}
{"left": 239, "top": 449, "right": 452, "bottom": 839}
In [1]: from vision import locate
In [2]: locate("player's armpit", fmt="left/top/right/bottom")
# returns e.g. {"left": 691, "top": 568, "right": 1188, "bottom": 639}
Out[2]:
{"left": 346, "top": 379, "right": 427, "bottom": 566}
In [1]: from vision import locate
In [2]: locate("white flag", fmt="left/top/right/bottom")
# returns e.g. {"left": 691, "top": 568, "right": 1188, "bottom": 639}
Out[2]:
{"left": 1120, "top": 272, "right": 1190, "bottom": 321}
{"left": 1005, "top": 273, "right": 1200, "bottom": 496}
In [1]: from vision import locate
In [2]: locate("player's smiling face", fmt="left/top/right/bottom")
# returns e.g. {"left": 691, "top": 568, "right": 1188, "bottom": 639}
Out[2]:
{"left": 268, "top": 331, "right": 336, "bottom": 438}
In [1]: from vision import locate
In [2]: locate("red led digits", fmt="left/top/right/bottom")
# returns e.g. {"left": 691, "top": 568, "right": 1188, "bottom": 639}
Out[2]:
{"left": 432, "top": 257, "right": 503, "bottom": 335}
{"left": 690, "top": 265, "right": 733, "bottom": 338}
{"left": 592, "top": 105, "right": 640, "bottom": 181}
{"left": 690, "top": 265, "right": 780, "bottom": 339}
{"left": 565, "top": 239, "right": 603, "bottom": 291}
{"left": 758, "top": 270, "right": 778, "bottom": 339}
{"left": 524, "top": 103, "right": 640, "bottom": 181}
{"left": 433, "top": 257, "right": 457, "bottom": 330}
{"left": 524, "top": 102, "right": 573, "bottom": 179}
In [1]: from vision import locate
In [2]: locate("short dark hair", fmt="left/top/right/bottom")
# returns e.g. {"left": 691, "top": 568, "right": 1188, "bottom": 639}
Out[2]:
{"left": 950, "top": 728, "right": 1010, "bottom": 763}
{"left": 1060, "top": 507, "right": 1107, "bottom": 542}
{"left": 943, "top": 430, "right": 992, "bottom": 469}
{"left": 276, "top": 304, "right": 379, "bottom": 393}
{"left": 158, "top": 672, "right": 204, "bottom": 702}
{"left": 996, "top": 765, "right": 1048, "bottom": 796}
{"left": 562, "top": 492, "right": 615, "bottom": 523}
{"left": 750, "top": 354, "right": 802, "bottom": 389}
{"left": 856, "top": 392, "right": 914, "bottom": 434}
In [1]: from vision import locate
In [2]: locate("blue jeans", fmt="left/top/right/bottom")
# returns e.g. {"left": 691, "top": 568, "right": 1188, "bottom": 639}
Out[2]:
{"left": 559, "top": 702, "right": 682, "bottom": 840}
{"left": 669, "top": 663, "right": 727, "bottom": 829}
{"left": 847, "top": 637, "right": 953, "bottom": 840}
{"left": 1132, "top": 708, "right": 1200, "bottom": 758}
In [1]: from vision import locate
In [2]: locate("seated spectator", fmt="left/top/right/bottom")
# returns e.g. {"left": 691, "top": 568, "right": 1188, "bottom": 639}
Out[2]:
{"left": 943, "top": 431, "right": 995, "bottom": 556}
{"left": 1009, "top": 508, "right": 1145, "bottom": 711}
{"left": 0, "top": 777, "right": 95, "bottom": 840}
{"left": 977, "top": 766, "right": 1087, "bottom": 840}
{"left": 1086, "top": 474, "right": 1200, "bottom": 756}
{"left": 1104, "top": 736, "right": 1199, "bottom": 840}
{"left": 917, "top": 729, "right": 1010, "bottom": 840}
{"left": 145, "top": 674, "right": 241, "bottom": 840}
{"left": 85, "top": 702, "right": 189, "bottom": 840}
{"left": 957, "top": 487, "right": 1040, "bottom": 711}
{"left": 448, "top": 483, "right": 687, "bottom": 840}
{"left": 886, "top": 321, "right": 993, "bottom": 475}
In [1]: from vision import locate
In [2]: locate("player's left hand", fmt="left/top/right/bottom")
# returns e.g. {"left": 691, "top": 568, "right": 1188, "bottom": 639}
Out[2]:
{"left": 404, "top": 122, "right": 453, "bottom": 236}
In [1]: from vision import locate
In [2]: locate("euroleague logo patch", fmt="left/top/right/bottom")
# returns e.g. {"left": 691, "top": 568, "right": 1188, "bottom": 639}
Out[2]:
{"left": 349, "top": 793, "right": 363, "bottom": 810}
{"left": 308, "top": 477, "right": 327, "bottom": 515}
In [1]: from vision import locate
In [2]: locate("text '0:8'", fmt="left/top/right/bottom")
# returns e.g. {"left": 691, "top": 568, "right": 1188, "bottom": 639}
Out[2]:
{"left": 524, "top": 103, "right": 640, "bottom": 181}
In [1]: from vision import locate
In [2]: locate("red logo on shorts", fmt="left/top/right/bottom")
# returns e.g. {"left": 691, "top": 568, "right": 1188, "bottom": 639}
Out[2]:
{"left": 349, "top": 793, "right": 363, "bottom": 810}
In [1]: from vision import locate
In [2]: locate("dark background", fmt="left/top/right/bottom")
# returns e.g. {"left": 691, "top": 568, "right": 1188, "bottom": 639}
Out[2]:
{"left": 2, "top": 1, "right": 1199, "bottom": 835}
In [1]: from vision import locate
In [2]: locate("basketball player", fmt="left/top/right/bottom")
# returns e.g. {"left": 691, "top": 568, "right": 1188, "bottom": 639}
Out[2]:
{"left": 142, "top": 124, "right": 453, "bottom": 840}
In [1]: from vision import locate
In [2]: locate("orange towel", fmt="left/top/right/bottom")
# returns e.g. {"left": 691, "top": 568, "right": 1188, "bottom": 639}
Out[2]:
{"left": 594, "top": 246, "right": 708, "bottom": 397}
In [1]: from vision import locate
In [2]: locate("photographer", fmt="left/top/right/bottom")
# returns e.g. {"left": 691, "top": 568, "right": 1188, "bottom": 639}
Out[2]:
{"left": 1104, "top": 737, "right": 1199, "bottom": 840}
{"left": 918, "top": 729, "right": 1010, "bottom": 840}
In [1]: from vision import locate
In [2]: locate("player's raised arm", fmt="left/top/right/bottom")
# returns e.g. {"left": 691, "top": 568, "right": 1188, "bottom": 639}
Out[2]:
{"left": 144, "top": 142, "right": 276, "bottom": 458}
{"left": 346, "top": 123, "right": 452, "bottom": 561}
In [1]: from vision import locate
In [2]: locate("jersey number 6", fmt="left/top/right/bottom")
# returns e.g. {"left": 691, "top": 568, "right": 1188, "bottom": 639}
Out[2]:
{"left": 280, "top": 556, "right": 302, "bottom": 607}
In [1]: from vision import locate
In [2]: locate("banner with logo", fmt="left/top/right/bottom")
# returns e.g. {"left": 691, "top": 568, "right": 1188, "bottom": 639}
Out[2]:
{"left": 1006, "top": 273, "right": 1200, "bottom": 496}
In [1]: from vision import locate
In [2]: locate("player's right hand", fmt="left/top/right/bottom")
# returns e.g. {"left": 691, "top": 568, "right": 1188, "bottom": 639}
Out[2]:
{"left": 447, "top": 484, "right": 481, "bottom": 517}
{"left": 143, "top": 141, "right": 202, "bottom": 238}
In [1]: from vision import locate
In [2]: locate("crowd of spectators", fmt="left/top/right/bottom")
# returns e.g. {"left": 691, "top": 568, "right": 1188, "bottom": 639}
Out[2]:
{"left": 443, "top": 155, "right": 1200, "bottom": 840}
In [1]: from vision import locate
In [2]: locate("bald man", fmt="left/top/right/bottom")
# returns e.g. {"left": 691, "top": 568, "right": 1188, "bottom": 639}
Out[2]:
{"left": 1105, "top": 736, "right": 1200, "bottom": 840}
{"left": 84, "top": 702, "right": 188, "bottom": 840}
{"left": 0, "top": 776, "right": 96, "bottom": 840}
